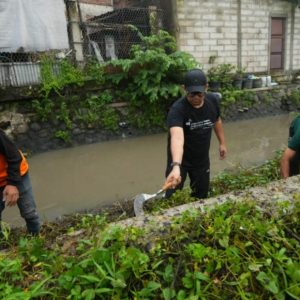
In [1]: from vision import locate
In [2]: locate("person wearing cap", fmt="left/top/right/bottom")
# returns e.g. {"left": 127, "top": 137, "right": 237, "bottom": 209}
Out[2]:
{"left": 0, "top": 129, "right": 40, "bottom": 236}
{"left": 280, "top": 115, "right": 300, "bottom": 178}
{"left": 164, "top": 68, "right": 227, "bottom": 199}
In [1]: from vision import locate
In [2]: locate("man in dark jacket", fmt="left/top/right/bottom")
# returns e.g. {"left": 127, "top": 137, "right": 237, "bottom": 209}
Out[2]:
{"left": 0, "top": 130, "right": 40, "bottom": 235}
{"left": 164, "top": 68, "right": 227, "bottom": 198}
{"left": 280, "top": 115, "right": 300, "bottom": 178}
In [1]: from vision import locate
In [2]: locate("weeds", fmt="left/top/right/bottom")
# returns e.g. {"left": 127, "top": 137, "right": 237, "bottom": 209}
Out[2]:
{"left": 0, "top": 200, "right": 299, "bottom": 299}
{"left": 0, "top": 152, "right": 299, "bottom": 299}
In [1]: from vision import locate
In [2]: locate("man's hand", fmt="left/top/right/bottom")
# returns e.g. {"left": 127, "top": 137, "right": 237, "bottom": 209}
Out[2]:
{"left": 164, "top": 165, "right": 181, "bottom": 189}
{"left": 3, "top": 185, "right": 19, "bottom": 207}
{"left": 219, "top": 144, "right": 227, "bottom": 160}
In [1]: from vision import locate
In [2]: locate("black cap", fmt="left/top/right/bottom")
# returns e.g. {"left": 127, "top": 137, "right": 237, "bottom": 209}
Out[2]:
{"left": 184, "top": 69, "right": 207, "bottom": 93}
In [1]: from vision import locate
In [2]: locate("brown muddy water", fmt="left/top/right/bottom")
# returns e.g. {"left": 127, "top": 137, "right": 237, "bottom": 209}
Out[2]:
{"left": 2, "top": 114, "right": 294, "bottom": 226}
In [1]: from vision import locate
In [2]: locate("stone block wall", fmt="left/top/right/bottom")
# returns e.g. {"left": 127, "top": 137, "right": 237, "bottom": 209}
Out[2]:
{"left": 177, "top": 0, "right": 239, "bottom": 67}
{"left": 294, "top": 7, "right": 300, "bottom": 70}
{"left": 175, "top": 0, "right": 300, "bottom": 74}
{"left": 1, "top": 84, "right": 298, "bottom": 154}
{"left": 240, "top": 0, "right": 272, "bottom": 73}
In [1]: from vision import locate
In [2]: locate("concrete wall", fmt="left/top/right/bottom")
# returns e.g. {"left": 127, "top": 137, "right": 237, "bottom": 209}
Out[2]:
{"left": 294, "top": 6, "right": 300, "bottom": 70}
{"left": 175, "top": 0, "right": 300, "bottom": 74}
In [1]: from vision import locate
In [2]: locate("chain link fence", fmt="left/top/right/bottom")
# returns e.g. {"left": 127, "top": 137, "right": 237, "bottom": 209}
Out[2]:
{"left": 0, "top": 4, "right": 168, "bottom": 88}
{"left": 0, "top": 52, "right": 42, "bottom": 87}
{"left": 81, "top": 7, "right": 167, "bottom": 62}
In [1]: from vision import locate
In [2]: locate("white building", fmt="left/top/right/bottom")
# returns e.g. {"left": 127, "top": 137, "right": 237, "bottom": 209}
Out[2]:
{"left": 171, "top": 0, "right": 300, "bottom": 76}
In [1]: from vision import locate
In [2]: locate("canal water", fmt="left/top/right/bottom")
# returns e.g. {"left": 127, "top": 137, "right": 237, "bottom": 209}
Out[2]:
{"left": 2, "top": 113, "right": 294, "bottom": 226}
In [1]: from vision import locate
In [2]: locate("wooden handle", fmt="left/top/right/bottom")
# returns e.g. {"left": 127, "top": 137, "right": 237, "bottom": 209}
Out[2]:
{"left": 162, "top": 181, "right": 174, "bottom": 191}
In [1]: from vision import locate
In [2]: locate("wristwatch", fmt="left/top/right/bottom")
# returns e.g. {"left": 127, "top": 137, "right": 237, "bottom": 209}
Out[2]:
{"left": 171, "top": 162, "right": 181, "bottom": 167}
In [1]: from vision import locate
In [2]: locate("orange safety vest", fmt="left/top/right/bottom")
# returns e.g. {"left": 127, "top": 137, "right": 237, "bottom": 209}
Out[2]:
{"left": 0, "top": 150, "right": 28, "bottom": 187}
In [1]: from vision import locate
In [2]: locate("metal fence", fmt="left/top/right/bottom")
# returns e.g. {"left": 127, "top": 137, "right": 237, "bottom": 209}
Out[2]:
{"left": 81, "top": 7, "right": 167, "bottom": 62}
{"left": 0, "top": 5, "right": 167, "bottom": 87}
{"left": 0, "top": 52, "right": 41, "bottom": 87}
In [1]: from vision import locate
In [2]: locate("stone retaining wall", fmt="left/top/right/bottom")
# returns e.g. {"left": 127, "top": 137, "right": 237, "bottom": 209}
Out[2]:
{"left": 1, "top": 84, "right": 300, "bottom": 154}
{"left": 222, "top": 85, "right": 298, "bottom": 122}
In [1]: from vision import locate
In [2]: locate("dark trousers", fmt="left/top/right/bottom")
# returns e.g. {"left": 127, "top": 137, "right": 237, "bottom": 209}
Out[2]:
{"left": 165, "top": 164, "right": 210, "bottom": 199}
{"left": 290, "top": 151, "right": 300, "bottom": 176}
{"left": 0, "top": 173, "right": 40, "bottom": 235}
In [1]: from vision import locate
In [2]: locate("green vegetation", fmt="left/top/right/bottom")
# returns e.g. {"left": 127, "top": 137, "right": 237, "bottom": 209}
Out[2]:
{"left": 0, "top": 199, "right": 299, "bottom": 299}
{"left": 1, "top": 152, "right": 299, "bottom": 299}
{"left": 30, "top": 38, "right": 298, "bottom": 143}
{"left": 31, "top": 29, "right": 198, "bottom": 140}
{"left": 206, "top": 63, "right": 271, "bottom": 114}
{"left": 220, "top": 89, "right": 256, "bottom": 114}
{"left": 209, "top": 151, "right": 281, "bottom": 195}
{"left": 207, "top": 63, "right": 235, "bottom": 89}
{"left": 289, "top": 90, "right": 300, "bottom": 108}
{"left": 144, "top": 150, "right": 282, "bottom": 213}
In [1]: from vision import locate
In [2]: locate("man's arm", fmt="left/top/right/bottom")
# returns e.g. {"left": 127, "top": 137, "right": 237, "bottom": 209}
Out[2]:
{"left": 0, "top": 132, "right": 23, "bottom": 185}
{"left": 0, "top": 131, "right": 22, "bottom": 206}
{"left": 280, "top": 147, "right": 296, "bottom": 179}
{"left": 164, "top": 126, "right": 184, "bottom": 188}
{"left": 214, "top": 118, "right": 227, "bottom": 159}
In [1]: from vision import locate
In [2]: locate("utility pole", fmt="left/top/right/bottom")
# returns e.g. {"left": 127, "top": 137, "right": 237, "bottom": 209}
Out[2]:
{"left": 65, "top": 0, "right": 85, "bottom": 65}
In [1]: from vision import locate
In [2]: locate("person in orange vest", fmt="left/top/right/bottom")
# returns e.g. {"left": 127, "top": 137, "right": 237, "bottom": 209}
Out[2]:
{"left": 0, "top": 130, "right": 40, "bottom": 235}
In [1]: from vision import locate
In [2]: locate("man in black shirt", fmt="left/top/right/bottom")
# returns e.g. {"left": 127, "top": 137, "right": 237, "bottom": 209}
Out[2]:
{"left": 164, "top": 68, "right": 227, "bottom": 199}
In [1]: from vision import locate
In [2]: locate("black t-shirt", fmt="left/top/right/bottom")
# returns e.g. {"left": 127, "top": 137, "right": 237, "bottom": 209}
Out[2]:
{"left": 167, "top": 93, "right": 220, "bottom": 168}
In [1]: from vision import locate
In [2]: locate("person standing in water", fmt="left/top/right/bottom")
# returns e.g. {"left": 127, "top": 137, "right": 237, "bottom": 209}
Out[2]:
{"left": 164, "top": 68, "right": 227, "bottom": 199}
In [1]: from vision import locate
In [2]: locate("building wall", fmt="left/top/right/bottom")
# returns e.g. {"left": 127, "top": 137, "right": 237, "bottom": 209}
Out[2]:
{"left": 175, "top": 0, "right": 300, "bottom": 74}
{"left": 294, "top": 7, "right": 300, "bottom": 70}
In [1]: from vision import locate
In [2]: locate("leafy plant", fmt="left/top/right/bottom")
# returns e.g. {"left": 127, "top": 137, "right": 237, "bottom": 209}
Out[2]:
{"left": 39, "top": 56, "right": 84, "bottom": 98}
{"left": 207, "top": 64, "right": 235, "bottom": 88}
{"left": 289, "top": 89, "right": 300, "bottom": 108}
{"left": 144, "top": 151, "right": 282, "bottom": 214}
{"left": 1, "top": 149, "right": 299, "bottom": 299}
{"left": 209, "top": 150, "right": 282, "bottom": 196}
{"left": 56, "top": 101, "right": 72, "bottom": 129}
{"left": 32, "top": 29, "right": 198, "bottom": 140}
{"left": 54, "top": 130, "right": 71, "bottom": 143}
{"left": 31, "top": 98, "right": 54, "bottom": 121}
{"left": 220, "top": 89, "right": 256, "bottom": 113}
{"left": 232, "top": 67, "right": 246, "bottom": 80}
{"left": 101, "top": 107, "right": 119, "bottom": 132}
{"left": 99, "top": 28, "right": 198, "bottom": 128}
{"left": 1, "top": 196, "right": 299, "bottom": 299}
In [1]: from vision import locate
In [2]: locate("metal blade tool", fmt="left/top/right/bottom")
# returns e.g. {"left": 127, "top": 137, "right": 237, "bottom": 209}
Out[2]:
{"left": 133, "top": 182, "right": 172, "bottom": 216}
